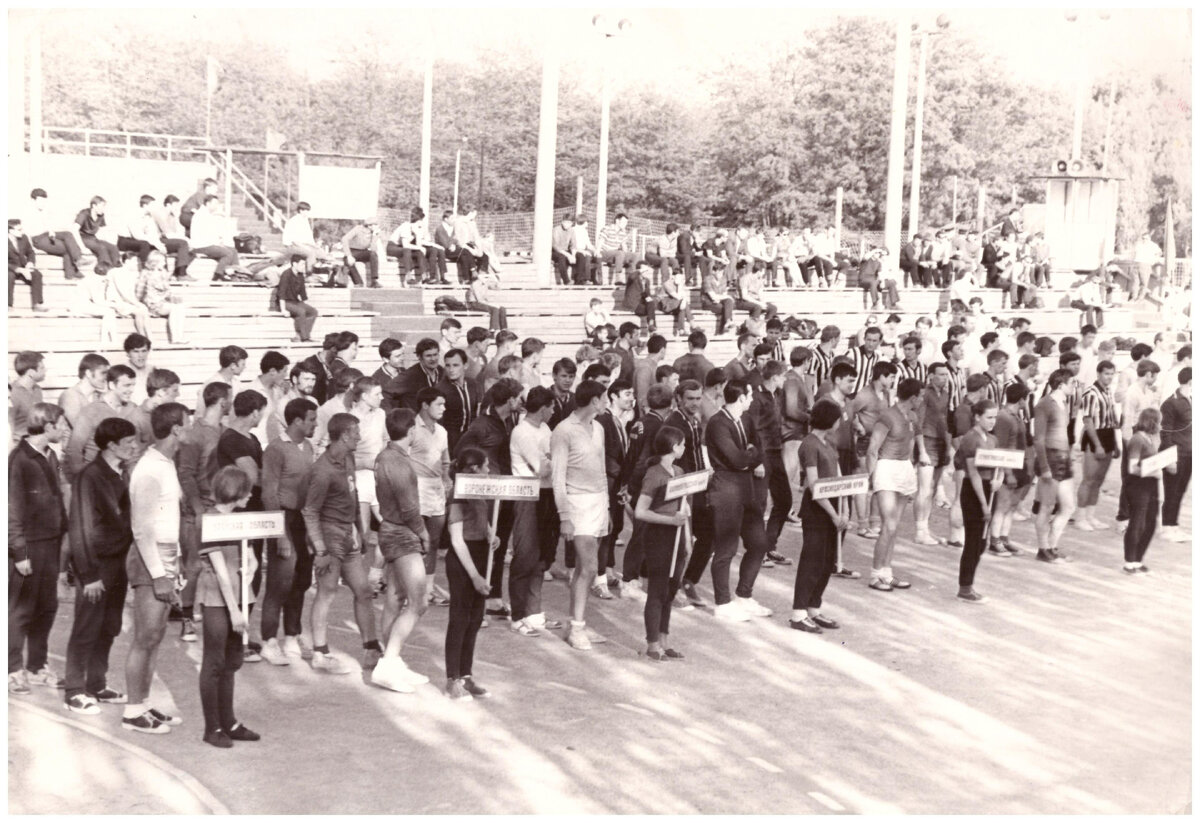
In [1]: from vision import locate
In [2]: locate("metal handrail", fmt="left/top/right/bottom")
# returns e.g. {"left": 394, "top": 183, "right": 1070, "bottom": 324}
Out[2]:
{"left": 35, "top": 126, "right": 209, "bottom": 162}
{"left": 205, "top": 149, "right": 285, "bottom": 232}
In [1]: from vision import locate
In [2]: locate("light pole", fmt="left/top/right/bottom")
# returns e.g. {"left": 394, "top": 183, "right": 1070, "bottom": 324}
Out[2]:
{"left": 531, "top": 36, "right": 561, "bottom": 287}
{"left": 907, "top": 13, "right": 949, "bottom": 239}
{"left": 453, "top": 136, "right": 468, "bottom": 213}
{"left": 1064, "top": 9, "right": 1111, "bottom": 162}
{"left": 884, "top": 15, "right": 911, "bottom": 263}
{"left": 592, "top": 14, "right": 632, "bottom": 244}
{"left": 419, "top": 49, "right": 433, "bottom": 220}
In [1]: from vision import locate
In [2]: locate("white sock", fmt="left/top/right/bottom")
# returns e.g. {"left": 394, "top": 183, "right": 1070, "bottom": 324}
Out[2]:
{"left": 123, "top": 703, "right": 145, "bottom": 719}
{"left": 570, "top": 620, "right": 585, "bottom": 631}
{"left": 790, "top": 609, "right": 806, "bottom": 621}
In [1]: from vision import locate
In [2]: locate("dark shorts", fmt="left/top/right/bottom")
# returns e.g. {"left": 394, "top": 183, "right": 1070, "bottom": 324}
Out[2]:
{"left": 1081, "top": 428, "right": 1118, "bottom": 454}
{"left": 126, "top": 542, "right": 181, "bottom": 588}
{"left": 379, "top": 521, "right": 424, "bottom": 563}
{"left": 838, "top": 448, "right": 857, "bottom": 476}
{"left": 320, "top": 521, "right": 361, "bottom": 562}
{"left": 1011, "top": 468, "right": 1033, "bottom": 489}
{"left": 1035, "top": 447, "right": 1073, "bottom": 481}
{"left": 855, "top": 434, "right": 871, "bottom": 461}
{"left": 923, "top": 435, "right": 949, "bottom": 468}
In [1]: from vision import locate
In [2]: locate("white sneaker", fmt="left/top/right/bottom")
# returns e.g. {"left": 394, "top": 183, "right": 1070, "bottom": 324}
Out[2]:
{"left": 260, "top": 639, "right": 290, "bottom": 666}
{"left": 567, "top": 626, "right": 592, "bottom": 651}
{"left": 714, "top": 602, "right": 751, "bottom": 623}
{"left": 1168, "top": 527, "right": 1191, "bottom": 543}
{"left": 510, "top": 619, "right": 542, "bottom": 637}
{"left": 370, "top": 659, "right": 414, "bottom": 693}
{"left": 281, "top": 636, "right": 303, "bottom": 658}
{"left": 913, "top": 531, "right": 942, "bottom": 546}
{"left": 620, "top": 580, "right": 647, "bottom": 602}
{"left": 311, "top": 651, "right": 351, "bottom": 675}
{"left": 736, "top": 596, "right": 773, "bottom": 618}
{"left": 400, "top": 663, "right": 430, "bottom": 686}
{"left": 1074, "top": 518, "right": 1095, "bottom": 532}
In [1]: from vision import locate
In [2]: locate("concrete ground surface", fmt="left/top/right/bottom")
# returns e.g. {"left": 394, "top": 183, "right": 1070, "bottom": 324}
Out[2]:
{"left": 8, "top": 476, "right": 1191, "bottom": 815}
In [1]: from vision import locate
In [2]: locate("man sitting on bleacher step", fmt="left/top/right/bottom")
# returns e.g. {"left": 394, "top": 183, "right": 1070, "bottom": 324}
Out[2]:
{"left": 27, "top": 188, "right": 87, "bottom": 280}
{"left": 189, "top": 195, "right": 243, "bottom": 281}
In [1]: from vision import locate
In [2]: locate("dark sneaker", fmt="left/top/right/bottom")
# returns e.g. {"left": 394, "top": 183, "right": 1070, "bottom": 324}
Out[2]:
{"left": 65, "top": 694, "right": 101, "bottom": 715}
{"left": 90, "top": 688, "right": 127, "bottom": 704}
{"left": 446, "top": 678, "right": 474, "bottom": 701}
{"left": 123, "top": 711, "right": 170, "bottom": 734}
{"left": 766, "top": 551, "right": 792, "bottom": 566}
{"left": 681, "top": 581, "right": 706, "bottom": 608}
{"left": 227, "top": 723, "right": 261, "bottom": 741}
{"left": 180, "top": 619, "right": 197, "bottom": 642}
{"left": 204, "top": 730, "right": 233, "bottom": 748}
{"left": 461, "top": 676, "right": 491, "bottom": 699}
{"left": 148, "top": 707, "right": 182, "bottom": 727}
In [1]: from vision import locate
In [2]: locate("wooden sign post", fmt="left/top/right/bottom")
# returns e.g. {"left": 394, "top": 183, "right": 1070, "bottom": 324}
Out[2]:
{"left": 974, "top": 449, "right": 1024, "bottom": 542}
{"left": 664, "top": 471, "right": 710, "bottom": 578}
{"left": 811, "top": 474, "right": 871, "bottom": 559}
{"left": 201, "top": 511, "right": 286, "bottom": 641}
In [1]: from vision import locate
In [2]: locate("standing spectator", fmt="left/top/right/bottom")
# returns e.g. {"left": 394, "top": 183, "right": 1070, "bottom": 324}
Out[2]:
{"left": 1074, "top": 361, "right": 1120, "bottom": 531}
{"left": 1159, "top": 367, "right": 1192, "bottom": 544}
{"left": 59, "top": 353, "right": 110, "bottom": 427}
{"left": 677, "top": 224, "right": 699, "bottom": 286}
{"left": 277, "top": 257, "right": 319, "bottom": 343}
{"left": 189, "top": 196, "right": 241, "bottom": 281}
{"left": 27, "top": 188, "right": 85, "bottom": 280}
{"left": 1132, "top": 231, "right": 1163, "bottom": 302}
{"left": 673, "top": 330, "right": 715, "bottom": 385}
{"left": 63, "top": 417, "right": 137, "bottom": 712}
{"left": 341, "top": 217, "right": 382, "bottom": 288}
{"left": 373, "top": 338, "right": 407, "bottom": 411}
{"left": 749, "top": 361, "right": 792, "bottom": 563}
{"left": 9, "top": 351, "right": 46, "bottom": 444}
{"left": 9, "top": 403, "right": 69, "bottom": 696}
{"left": 8, "top": 219, "right": 47, "bottom": 312}
{"left": 64, "top": 364, "right": 137, "bottom": 483}
{"left": 598, "top": 213, "right": 640, "bottom": 285}
{"left": 180, "top": 178, "right": 217, "bottom": 233}
{"left": 75, "top": 196, "right": 121, "bottom": 270}
{"left": 134, "top": 250, "right": 189, "bottom": 344}
{"left": 1122, "top": 409, "right": 1168, "bottom": 573}
{"left": 409, "top": 388, "right": 453, "bottom": 607}
{"left": 437, "top": 349, "right": 481, "bottom": 454}
{"left": 899, "top": 235, "right": 922, "bottom": 289}
{"left": 1116, "top": 360, "right": 1161, "bottom": 533}
{"left": 197, "top": 345, "right": 248, "bottom": 416}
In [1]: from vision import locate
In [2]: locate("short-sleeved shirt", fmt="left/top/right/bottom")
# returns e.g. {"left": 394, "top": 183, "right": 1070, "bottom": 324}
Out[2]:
{"left": 196, "top": 508, "right": 254, "bottom": 608}
{"left": 217, "top": 428, "right": 264, "bottom": 508}
{"left": 875, "top": 406, "right": 916, "bottom": 461}
{"left": 448, "top": 497, "right": 490, "bottom": 542}
{"left": 993, "top": 409, "right": 1028, "bottom": 452}
{"left": 639, "top": 463, "right": 682, "bottom": 516}
{"left": 798, "top": 433, "right": 840, "bottom": 481}
{"left": 954, "top": 428, "right": 998, "bottom": 480}
{"left": 950, "top": 401, "right": 975, "bottom": 441}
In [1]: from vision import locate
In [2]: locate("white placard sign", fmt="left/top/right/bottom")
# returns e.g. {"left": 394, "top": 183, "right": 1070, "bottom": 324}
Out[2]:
{"left": 453, "top": 474, "right": 541, "bottom": 501}
{"left": 811, "top": 474, "right": 870, "bottom": 500}
{"left": 201, "top": 511, "right": 286, "bottom": 542}
{"left": 1140, "top": 445, "right": 1178, "bottom": 476}
{"left": 665, "top": 470, "right": 712, "bottom": 501}
{"left": 975, "top": 448, "right": 1026, "bottom": 469}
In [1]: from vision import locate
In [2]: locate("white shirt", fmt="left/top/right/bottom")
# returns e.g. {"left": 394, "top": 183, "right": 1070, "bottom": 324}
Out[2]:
{"left": 130, "top": 446, "right": 183, "bottom": 577}
{"left": 189, "top": 208, "right": 229, "bottom": 248}
{"left": 283, "top": 213, "right": 315, "bottom": 247}
{"left": 352, "top": 406, "right": 388, "bottom": 471}
{"left": 409, "top": 416, "right": 450, "bottom": 516}
{"left": 510, "top": 418, "right": 552, "bottom": 488}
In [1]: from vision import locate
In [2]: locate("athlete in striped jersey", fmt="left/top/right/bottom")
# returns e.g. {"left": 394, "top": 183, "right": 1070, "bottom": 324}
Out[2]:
{"left": 1075, "top": 360, "right": 1120, "bottom": 531}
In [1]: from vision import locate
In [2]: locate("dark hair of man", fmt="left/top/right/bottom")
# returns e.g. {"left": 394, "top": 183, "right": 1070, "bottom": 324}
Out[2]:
{"left": 26, "top": 403, "right": 64, "bottom": 435}
{"left": 1136, "top": 359, "right": 1160, "bottom": 377}
{"left": 871, "top": 361, "right": 898, "bottom": 381}
{"left": 1177, "top": 345, "right": 1192, "bottom": 362}
{"left": 522, "top": 338, "right": 546, "bottom": 358}
{"left": 1178, "top": 367, "right": 1191, "bottom": 385}
{"left": 1044, "top": 369, "right": 1071, "bottom": 392}
{"left": 261, "top": 351, "right": 290, "bottom": 374}
{"left": 201, "top": 381, "right": 231, "bottom": 411}
{"left": 947, "top": 324, "right": 966, "bottom": 341}
{"left": 553, "top": 357, "right": 577, "bottom": 377}
{"left": 284, "top": 397, "right": 316, "bottom": 425}
{"left": 202, "top": 194, "right": 219, "bottom": 206}
{"left": 485, "top": 379, "right": 522, "bottom": 410}
{"left": 618, "top": 322, "right": 639, "bottom": 339}
{"left": 901, "top": 335, "right": 922, "bottom": 353}
{"left": 93, "top": 415, "right": 137, "bottom": 452}
{"left": 441, "top": 317, "right": 462, "bottom": 332}
{"left": 492, "top": 354, "right": 519, "bottom": 376}
{"left": 607, "top": 378, "right": 633, "bottom": 399}
{"left": 406, "top": 337, "right": 436, "bottom": 358}
{"left": 335, "top": 331, "right": 359, "bottom": 352}
{"left": 965, "top": 373, "right": 991, "bottom": 394}
{"left": 647, "top": 384, "right": 673, "bottom": 411}
{"left": 14, "top": 351, "right": 43, "bottom": 375}
{"left": 753, "top": 342, "right": 774, "bottom": 359}
{"left": 124, "top": 333, "right": 151, "bottom": 353}
{"left": 320, "top": 332, "right": 340, "bottom": 351}
{"left": 1129, "top": 343, "right": 1153, "bottom": 362}
{"left": 614, "top": 212, "right": 627, "bottom": 222}
{"left": 138, "top": 194, "right": 155, "bottom": 208}
{"left": 1016, "top": 331, "right": 1037, "bottom": 349}
{"left": 810, "top": 399, "right": 841, "bottom": 431}
{"left": 863, "top": 326, "right": 883, "bottom": 341}
{"left": 30, "top": 188, "right": 47, "bottom": 199}
{"left": 897, "top": 377, "right": 924, "bottom": 402}
{"left": 444, "top": 348, "right": 467, "bottom": 366}
{"left": 927, "top": 361, "right": 948, "bottom": 375}
{"left": 77, "top": 353, "right": 109, "bottom": 378}
{"left": 494, "top": 329, "right": 518, "bottom": 348}
{"left": 723, "top": 379, "right": 750, "bottom": 405}
{"left": 655, "top": 365, "right": 677, "bottom": 384}
{"left": 676, "top": 378, "right": 702, "bottom": 399}
{"left": 290, "top": 362, "right": 318, "bottom": 382}
{"left": 646, "top": 334, "right": 667, "bottom": 355}
{"left": 524, "top": 386, "right": 555, "bottom": 414}
{"left": 145, "top": 368, "right": 181, "bottom": 398}
{"left": 970, "top": 398, "right": 997, "bottom": 419}
{"left": 1058, "top": 336, "right": 1078, "bottom": 354}
{"left": 688, "top": 329, "right": 708, "bottom": 350}
{"left": 1058, "top": 351, "right": 1081, "bottom": 367}
{"left": 90, "top": 196, "right": 106, "bottom": 207}
{"left": 1035, "top": 337, "right": 1056, "bottom": 357}
{"left": 986, "top": 349, "right": 1009, "bottom": 366}
{"left": 980, "top": 331, "right": 999, "bottom": 349}
{"left": 788, "top": 347, "right": 812, "bottom": 368}
{"left": 1080, "top": 324, "right": 1097, "bottom": 337}
{"left": 163, "top": 194, "right": 180, "bottom": 206}
{"left": 760, "top": 360, "right": 786, "bottom": 381}
{"left": 452, "top": 446, "right": 487, "bottom": 476}
{"left": 704, "top": 367, "right": 727, "bottom": 388}
{"left": 379, "top": 338, "right": 403, "bottom": 359}
{"left": 107, "top": 364, "right": 136, "bottom": 385}
{"left": 1096, "top": 360, "right": 1115, "bottom": 376}
{"left": 150, "top": 402, "right": 188, "bottom": 440}
{"left": 819, "top": 325, "right": 841, "bottom": 344}
{"left": 385, "top": 407, "right": 418, "bottom": 441}
{"left": 417, "top": 387, "right": 444, "bottom": 409}
{"left": 831, "top": 362, "right": 857, "bottom": 383}
{"left": 327, "top": 412, "right": 359, "bottom": 443}
{"left": 941, "top": 340, "right": 960, "bottom": 359}
{"left": 297, "top": 201, "right": 311, "bottom": 212}
{"left": 233, "top": 389, "right": 267, "bottom": 418}
{"left": 8, "top": 219, "right": 21, "bottom": 231}
{"left": 576, "top": 379, "right": 607, "bottom": 408}
{"left": 219, "top": 345, "right": 248, "bottom": 368}
{"left": 582, "top": 363, "right": 611, "bottom": 382}
{"left": 765, "top": 317, "right": 784, "bottom": 334}
{"left": 467, "top": 327, "right": 491, "bottom": 345}
{"left": 736, "top": 331, "right": 757, "bottom": 351}
{"left": 1004, "top": 382, "right": 1029, "bottom": 404}
{"left": 1017, "top": 353, "right": 1039, "bottom": 371}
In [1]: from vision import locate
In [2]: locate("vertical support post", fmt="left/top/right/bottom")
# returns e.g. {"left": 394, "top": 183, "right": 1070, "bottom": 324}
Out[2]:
{"left": 908, "top": 30, "right": 928, "bottom": 239}
{"left": 834, "top": 186, "right": 844, "bottom": 251}
{"left": 884, "top": 15, "right": 911, "bottom": 262}
{"left": 453, "top": 147, "right": 462, "bottom": 214}
{"left": 224, "top": 148, "right": 233, "bottom": 216}
{"left": 419, "top": 50, "right": 433, "bottom": 219}
{"left": 596, "top": 67, "right": 611, "bottom": 247}
{"left": 976, "top": 185, "right": 986, "bottom": 234}
{"left": 8, "top": 16, "right": 26, "bottom": 162}
{"left": 28, "top": 20, "right": 42, "bottom": 169}
{"left": 531, "top": 38, "right": 560, "bottom": 287}
{"left": 240, "top": 539, "right": 250, "bottom": 642}
{"left": 477, "top": 137, "right": 485, "bottom": 211}
{"left": 952, "top": 176, "right": 959, "bottom": 225}
{"left": 575, "top": 176, "right": 583, "bottom": 217}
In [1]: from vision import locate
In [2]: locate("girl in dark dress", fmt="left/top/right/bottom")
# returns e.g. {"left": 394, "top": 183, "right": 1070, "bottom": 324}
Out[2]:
{"left": 634, "top": 426, "right": 689, "bottom": 661}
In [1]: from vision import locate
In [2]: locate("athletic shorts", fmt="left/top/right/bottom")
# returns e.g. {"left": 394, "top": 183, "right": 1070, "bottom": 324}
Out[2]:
{"left": 126, "top": 541, "right": 181, "bottom": 588}
{"left": 378, "top": 521, "right": 424, "bottom": 562}
{"left": 1035, "top": 447, "right": 1073, "bottom": 481}
{"left": 1011, "top": 468, "right": 1033, "bottom": 489}
{"left": 355, "top": 469, "right": 378, "bottom": 507}
{"left": 562, "top": 492, "right": 610, "bottom": 538}
{"left": 923, "top": 436, "right": 950, "bottom": 468}
{"left": 872, "top": 458, "right": 918, "bottom": 497}
{"left": 855, "top": 434, "right": 872, "bottom": 461}
{"left": 837, "top": 448, "right": 858, "bottom": 476}
{"left": 417, "top": 476, "right": 447, "bottom": 518}
{"left": 1081, "top": 428, "right": 1118, "bottom": 454}
{"left": 319, "top": 521, "right": 361, "bottom": 562}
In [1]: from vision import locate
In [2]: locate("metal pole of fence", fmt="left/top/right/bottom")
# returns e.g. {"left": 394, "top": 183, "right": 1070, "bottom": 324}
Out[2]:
{"left": 976, "top": 185, "right": 985, "bottom": 234}
{"left": 835, "top": 186, "right": 843, "bottom": 252}
{"left": 225, "top": 149, "right": 233, "bottom": 215}
{"left": 576, "top": 176, "right": 583, "bottom": 217}
{"left": 28, "top": 21, "right": 42, "bottom": 169}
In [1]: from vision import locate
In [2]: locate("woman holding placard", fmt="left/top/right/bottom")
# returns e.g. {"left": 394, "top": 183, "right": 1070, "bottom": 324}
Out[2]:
{"left": 1122, "top": 409, "right": 1167, "bottom": 573}
{"left": 955, "top": 400, "right": 999, "bottom": 603}
{"left": 444, "top": 448, "right": 497, "bottom": 700}
{"left": 790, "top": 400, "right": 851, "bottom": 633}
{"left": 634, "top": 426, "right": 690, "bottom": 661}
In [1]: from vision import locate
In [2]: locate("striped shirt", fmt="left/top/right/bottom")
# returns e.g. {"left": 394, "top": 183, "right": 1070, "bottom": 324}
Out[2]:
{"left": 847, "top": 346, "right": 879, "bottom": 396}
{"left": 983, "top": 371, "right": 1007, "bottom": 405}
{"left": 946, "top": 364, "right": 965, "bottom": 408}
{"left": 896, "top": 359, "right": 927, "bottom": 384}
{"left": 1080, "top": 382, "right": 1118, "bottom": 430}
{"left": 806, "top": 345, "right": 838, "bottom": 388}
{"left": 597, "top": 223, "right": 630, "bottom": 253}
{"left": 1004, "top": 375, "right": 1038, "bottom": 439}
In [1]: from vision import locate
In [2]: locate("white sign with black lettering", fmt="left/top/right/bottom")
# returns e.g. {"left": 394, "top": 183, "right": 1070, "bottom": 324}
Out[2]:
{"left": 1139, "top": 445, "right": 1178, "bottom": 476}
{"left": 665, "top": 470, "right": 712, "bottom": 501}
{"left": 811, "top": 474, "right": 870, "bottom": 500}
{"left": 453, "top": 474, "right": 541, "bottom": 501}
{"left": 975, "top": 448, "right": 1026, "bottom": 469}
{"left": 201, "top": 510, "right": 286, "bottom": 542}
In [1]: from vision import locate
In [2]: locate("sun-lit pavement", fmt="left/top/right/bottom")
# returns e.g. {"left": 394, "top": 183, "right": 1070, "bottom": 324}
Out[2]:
{"left": 8, "top": 478, "right": 1190, "bottom": 814}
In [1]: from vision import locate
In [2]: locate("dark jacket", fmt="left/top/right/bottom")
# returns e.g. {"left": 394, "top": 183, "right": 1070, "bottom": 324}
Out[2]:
{"left": 455, "top": 410, "right": 512, "bottom": 473}
{"left": 398, "top": 363, "right": 444, "bottom": 411}
{"left": 664, "top": 409, "right": 706, "bottom": 474}
{"left": 1160, "top": 392, "right": 1191, "bottom": 457}
{"left": 705, "top": 409, "right": 762, "bottom": 474}
{"left": 301, "top": 353, "right": 332, "bottom": 405}
{"left": 548, "top": 389, "right": 576, "bottom": 431}
{"left": 9, "top": 439, "right": 67, "bottom": 561}
{"left": 597, "top": 410, "right": 633, "bottom": 492}
{"left": 9, "top": 236, "right": 36, "bottom": 275}
{"left": 68, "top": 456, "right": 132, "bottom": 584}
{"left": 748, "top": 386, "right": 783, "bottom": 452}
{"left": 436, "top": 377, "right": 480, "bottom": 453}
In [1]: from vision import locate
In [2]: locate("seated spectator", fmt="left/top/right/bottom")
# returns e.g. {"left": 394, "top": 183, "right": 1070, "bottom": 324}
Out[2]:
{"left": 134, "top": 250, "right": 189, "bottom": 344}
{"left": 678, "top": 223, "right": 700, "bottom": 286}
{"left": 115, "top": 195, "right": 158, "bottom": 266}
{"left": 643, "top": 223, "right": 680, "bottom": 286}
{"left": 622, "top": 263, "right": 657, "bottom": 331}
{"left": 340, "top": 216, "right": 382, "bottom": 288}
{"left": 552, "top": 214, "right": 576, "bottom": 286}
{"left": 278, "top": 256, "right": 320, "bottom": 342}
{"left": 735, "top": 261, "right": 778, "bottom": 320}
{"left": 949, "top": 267, "right": 974, "bottom": 315}
{"left": 584, "top": 297, "right": 611, "bottom": 338}
{"left": 452, "top": 207, "right": 489, "bottom": 284}
{"left": 741, "top": 305, "right": 767, "bottom": 339}
{"left": 415, "top": 209, "right": 448, "bottom": 284}
{"left": 746, "top": 227, "right": 775, "bottom": 283}
{"left": 479, "top": 231, "right": 502, "bottom": 276}
{"left": 74, "top": 196, "right": 121, "bottom": 269}
{"left": 808, "top": 227, "right": 837, "bottom": 287}
{"left": 1030, "top": 231, "right": 1051, "bottom": 287}
{"left": 70, "top": 260, "right": 144, "bottom": 343}
{"left": 659, "top": 268, "right": 693, "bottom": 337}
{"left": 388, "top": 208, "right": 431, "bottom": 285}
{"left": 27, "top": 188, "right": 85, "bottom": 280}
{"left": 1006, "top": 255, "right": 1038, "bottom": 309}
{"left": 107, "top": 259, "right": 153, "bottom": 341}
{"left": 466, "top": 270, "right": 508, "bottom": 332}
{"left": 149, "top": 195, "right": 195, "bottom": 281}
{"left": 699, "top": 228, "right": 730, "bottom": 284}
{"left": 282, "top": 201, "right": 335, "bottom": 272}
{"left": 433, "top": 210, "right": 463, "bottom": 282}
{"left": 899, "top": 234, "right": 922, "bottom": 289}
{"left": 571, "top": 215, "right": 600, "bottom": 285}
{"left": 598, "top": 213, "right": 640, "bottom": 286}
{"left": 700, "top": 265, "right": 735, "bottom": 336}
{"left": 180, "top": 178, "right": 217, "bottom": 233}
{"left": 189, "top": 195, "right": 242, "bottom": 280}
{"left": 1069, "top": 271, "right": 1105, "bottom": 330}
{"left": 8, "top": 219, "right": 47, "bottom": 312}
{"left": 858, "top": 246, "right": 891, "bottom": 309}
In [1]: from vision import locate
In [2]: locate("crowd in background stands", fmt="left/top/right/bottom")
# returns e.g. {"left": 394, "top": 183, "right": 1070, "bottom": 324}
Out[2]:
{"left": 8, "top": 294, "right": 1192, "bottom": 736}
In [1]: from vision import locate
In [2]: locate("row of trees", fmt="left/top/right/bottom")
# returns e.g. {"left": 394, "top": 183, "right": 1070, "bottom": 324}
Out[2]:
{"left": 35, "top": 15, "right": 1189, "bottom": 250}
